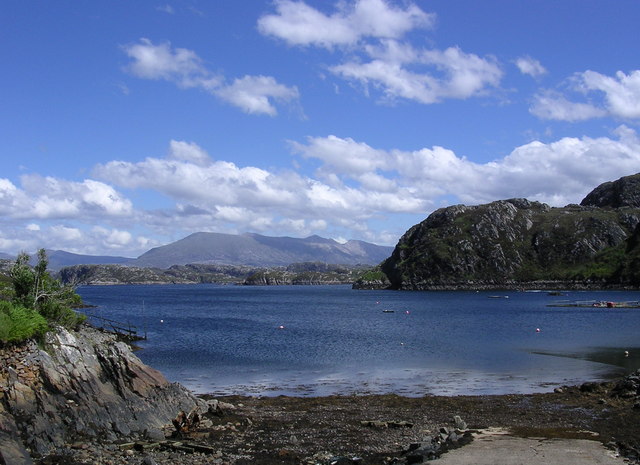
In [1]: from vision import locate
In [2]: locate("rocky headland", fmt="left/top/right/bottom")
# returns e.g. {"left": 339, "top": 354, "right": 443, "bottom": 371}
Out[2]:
{"left": 360, "top": 173, "right": 640, "bottom": 290}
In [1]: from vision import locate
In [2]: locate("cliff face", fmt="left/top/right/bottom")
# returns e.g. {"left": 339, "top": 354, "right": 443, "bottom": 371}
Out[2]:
{"left": 0, "top": 326, "right": 203, "bottom": 463}
{"left": 380, "top": 174, "right": 640, "bottom": 290}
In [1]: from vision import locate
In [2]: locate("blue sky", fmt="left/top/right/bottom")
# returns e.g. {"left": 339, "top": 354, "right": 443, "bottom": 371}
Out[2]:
{"left": 2, "top": 0, "right": 640, "bottom": 257}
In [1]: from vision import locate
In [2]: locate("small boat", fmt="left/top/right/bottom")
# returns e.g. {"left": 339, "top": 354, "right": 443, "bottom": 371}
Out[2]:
{"left": 488, "top": 295, "right": 509, "bottom": 299}
{"left": 382, "top": 309, "right": 395, "bottom": 313}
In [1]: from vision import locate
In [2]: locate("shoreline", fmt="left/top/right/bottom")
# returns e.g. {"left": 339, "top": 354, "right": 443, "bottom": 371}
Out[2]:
{"left": 4, "top": 323, "right": 636, "bottom": 464}
{"left": 190, "top": 375, "right": 640, "bottom": 464}
{"left": 50, "top": 376, "right": 640, "bottom": 465}
{"left": 155, "top": 347, "right": 640, "bottom": 399}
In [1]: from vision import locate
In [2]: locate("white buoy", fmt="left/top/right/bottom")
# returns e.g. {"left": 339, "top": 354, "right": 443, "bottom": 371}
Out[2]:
{"left": 625, "top": 350, "right": 630, "bottom": 357}
{"left": 160, "top": 319, "right": 164, "bottom": 323}
{"left": 535, "top": 328, "right": 541, "bottom": 333}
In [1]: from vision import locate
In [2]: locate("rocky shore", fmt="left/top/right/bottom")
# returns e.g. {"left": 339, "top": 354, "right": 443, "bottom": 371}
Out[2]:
{"left": 1, "top": 326, "right": 639, "bottom": 464}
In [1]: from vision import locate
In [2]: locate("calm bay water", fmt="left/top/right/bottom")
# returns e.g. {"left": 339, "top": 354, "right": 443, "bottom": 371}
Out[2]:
{"left": 77, "top": 284, "right": 640, "bottom": 397}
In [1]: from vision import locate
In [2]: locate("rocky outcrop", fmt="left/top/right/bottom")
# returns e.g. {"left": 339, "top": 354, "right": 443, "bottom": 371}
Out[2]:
{"left": 379, "top": 174, "right": 640, "bottom": 290}
{"left": 581, "top": 173, "right": 640, "bottom": 208}
{"left": 57, "top": 264, "right": 195, "bottom": 285}
{"left": 0, "top": 325, "right": 203, "bottom": 462}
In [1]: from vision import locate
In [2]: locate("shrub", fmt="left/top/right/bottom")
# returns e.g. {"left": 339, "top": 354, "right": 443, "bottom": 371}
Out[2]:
{"left": 3, "top": 249, "right": 86, "bottom": 343}
{"left": 0, "top": 301, "right": 48, "bottom": 343}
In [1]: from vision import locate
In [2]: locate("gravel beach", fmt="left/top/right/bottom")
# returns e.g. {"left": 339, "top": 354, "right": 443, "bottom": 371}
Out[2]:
{"left": 38, "top": 374, "right": 640, "bottom": 465}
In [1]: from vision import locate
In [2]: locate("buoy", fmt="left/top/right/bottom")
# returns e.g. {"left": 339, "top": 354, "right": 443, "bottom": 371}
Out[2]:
{"left": 278, "top": 325, "right": 285, "bottom": 329}
{"left": 405, "top": 311, "right": 410, "bottom": 314}
{"left": 625, "top": 350, "right": 630, "bottom": 357}
{"left": 535, "top": 328, "right": 541, "bottom": 333}
{"left": 160, "top": 319, "right": 164, "bottom": 323}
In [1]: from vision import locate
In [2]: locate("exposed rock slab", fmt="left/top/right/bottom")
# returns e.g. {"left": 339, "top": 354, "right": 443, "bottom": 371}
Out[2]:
{"left": 0, "top": 326, "right": 204, "bottom": 460}
{"left": 430, "top": 428, "right": 626, "bottom": 465}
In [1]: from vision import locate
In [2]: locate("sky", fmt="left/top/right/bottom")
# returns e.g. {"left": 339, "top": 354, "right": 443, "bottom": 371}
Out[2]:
{"left": 1, "top": 0, "right": 640, "bottom": 258}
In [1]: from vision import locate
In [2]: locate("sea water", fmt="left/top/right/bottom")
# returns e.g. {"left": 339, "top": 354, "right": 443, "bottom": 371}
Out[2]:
{"left": 77, "top": 284, "right": 640, "bottom": 397}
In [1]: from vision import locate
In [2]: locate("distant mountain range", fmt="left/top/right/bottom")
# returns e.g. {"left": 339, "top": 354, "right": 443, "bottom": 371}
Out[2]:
{"left": 2, "top": 233, "right": 393, "bottom": 270}
{"left": 130, "top": 232, "right": 393, "bottom": 268}
{"left": 44, "top": 250, "right": 132, "bottom": 271}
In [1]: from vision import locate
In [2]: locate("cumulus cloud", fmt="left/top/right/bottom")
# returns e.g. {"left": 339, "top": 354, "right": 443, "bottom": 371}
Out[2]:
{"left": 259, "top": 1, "right": 502, "bottom": 104}
{"left": 122, "top": 39, "right": 299, "bottom": 116}
{"left": 123, "top": 38, "right": 219, "bottom": 89}
{"left": 0, "top": 176, "right": 133, "bottom": 219}
{"left": 332, "top": 43, "right": 502, "bottom": 104}
{"left": 91, "top": 130, "right": 640, "bottom": 247}
{"left": 216, "top": 75, "right": 300, "bottom": 117}
{"left": 3, "top": 128, "right": 640, "bottom": 255}
{"left": 289, "top": 127, "right": 640, "bottom": 208}
{"left": 257, "top": 0, "right": 434, "bottom": 47}
{"left": 530, "top": 90, "right": 606, "bottom": 122}
{"left": 515, "top": 56, "right": 546, "bottom": 77}
{"left": 167, "top": 140, "right": 212, "bottom": 166}
{"left": 579, "top": 70, "right": 640, "bottom": 119}
{"left": 531, "top": 69, "right": 640, "bottom": 121}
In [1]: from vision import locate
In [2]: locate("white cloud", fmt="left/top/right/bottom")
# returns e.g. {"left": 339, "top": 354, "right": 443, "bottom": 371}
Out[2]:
{"left": 531, "top": 69, "right": 640, "bottom": 121}
{"left": 215, "top": 75, "right": 300, "bottom": 116}
{"left": 167, "top": 140, "right": 211, "bottom": 167}
{"left": 290, "top": 127, "right": 640, "bottom": 208}
{"left": 4, "top": 127, "right": 640, "bottom": 255}
{"left": 332, "top": 44, "right": 503, "bottom": 104}
{"left": 90, "top": 129, "right": 640, "bottom": 250}
{"left": 123, "top": 38, "right": 219, "bottom": 89}
{"left": 515, "top": 56, "right": 546, "bottom": 77}
{"left": 92, "top": 227, "right": 133, "bottom": 248}
{"left": 50, "top": 225, "right": 83, "bottom": 242}
{"left": 530, "top": 90, "right": 606, "bottom": 122}
{"left": 122, "top": 39, "right": 299, "bottom": 116}
{"left": 0, "top": 176, "right": 133, "bottom": 220}
{"left": 257, "top": 0, "right": 434, "bottom": 47}
{"left": 259, "top": 2, "right": 501, "bottom": 104}
{"left": 579, "top": 70, "right": 640, "bottom": 119}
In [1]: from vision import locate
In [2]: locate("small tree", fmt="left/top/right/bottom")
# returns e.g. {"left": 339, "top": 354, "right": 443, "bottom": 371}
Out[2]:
{"left": 10, "top": 249, "right": 84, "bottom": 328}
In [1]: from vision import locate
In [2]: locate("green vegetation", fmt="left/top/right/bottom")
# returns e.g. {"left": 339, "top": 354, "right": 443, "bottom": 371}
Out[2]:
{"left": 0, "top": 301, "right": 48, "bottom": 343}
{"left": 0, "top": 249, "right": 85, "bottom": 344}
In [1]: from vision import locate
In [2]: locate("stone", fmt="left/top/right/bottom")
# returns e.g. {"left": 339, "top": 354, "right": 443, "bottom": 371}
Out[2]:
{"left": 0, "top": 432, "right": 34, "bottom": 465}
{"left": 580, "top": 382, "right": 600, "bottom": 393}
{"left": 143, "top": 428, "right": 165, "bottom": 441}
{"left": 140, "top": 456, "right": 158, "bottom": 465}
{"left": 453, "top": 415, "right": 467, "bottom": 431}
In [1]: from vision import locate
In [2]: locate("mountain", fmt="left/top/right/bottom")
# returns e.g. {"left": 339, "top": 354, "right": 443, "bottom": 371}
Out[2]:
{"left": 42, "top": 250, "right": 132, "bottom": 271}
{"left": 376, "top": 173, "right": 640, "bottom": 290}
{"left": 130, "top": 232, "right": 393, "bottom": 269}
